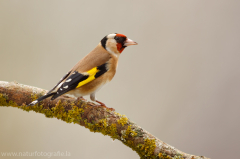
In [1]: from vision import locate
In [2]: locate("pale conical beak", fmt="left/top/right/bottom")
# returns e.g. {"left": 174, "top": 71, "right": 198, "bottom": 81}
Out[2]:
{"left": 124, "top": 38, "right": 138, "bottom": 46}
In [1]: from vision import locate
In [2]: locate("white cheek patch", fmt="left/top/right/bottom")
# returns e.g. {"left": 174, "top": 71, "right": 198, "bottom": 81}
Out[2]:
{"left": 107, "top": 33, "right": 116, "bottom": 39}
{"left": 106, "top": 39, "right": 119, "bottom": 57}
{"left": 106, "top": 40, "right": 116, "bottom": 53}
{"left": 107, "top": 38, "right": 115, "bottom": 44}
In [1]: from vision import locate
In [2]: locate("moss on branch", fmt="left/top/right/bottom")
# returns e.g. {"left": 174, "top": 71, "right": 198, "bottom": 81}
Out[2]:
{"left": 0, "top": 81, "right": 209, "bottom": 159}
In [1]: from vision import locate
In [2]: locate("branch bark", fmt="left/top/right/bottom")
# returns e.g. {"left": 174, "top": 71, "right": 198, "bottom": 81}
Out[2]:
{"left": 0, "top": 81, "right": 209, "bottom": 159}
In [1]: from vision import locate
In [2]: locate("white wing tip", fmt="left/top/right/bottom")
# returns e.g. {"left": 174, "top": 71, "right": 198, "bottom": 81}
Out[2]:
{"left": 28, "top": 100, "right": 38, "bottom": 106}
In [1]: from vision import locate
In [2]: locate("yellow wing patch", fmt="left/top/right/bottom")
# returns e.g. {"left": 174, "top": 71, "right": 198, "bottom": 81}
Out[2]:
{"left": 76, "top": 67, "right": 99, "bottom": 88}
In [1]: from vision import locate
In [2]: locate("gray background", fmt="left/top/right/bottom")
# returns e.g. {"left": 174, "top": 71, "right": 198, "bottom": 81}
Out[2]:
{"left": 0, "top": 0, "right": 240, "bottom": 159}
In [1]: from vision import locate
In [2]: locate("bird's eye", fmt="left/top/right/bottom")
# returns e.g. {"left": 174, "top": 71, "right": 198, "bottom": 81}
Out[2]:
{"left": 115, "top": 36, "right": 120, "bottom": 41}
{"left": 114, "top": 36, "right": 126, "bottom": 44}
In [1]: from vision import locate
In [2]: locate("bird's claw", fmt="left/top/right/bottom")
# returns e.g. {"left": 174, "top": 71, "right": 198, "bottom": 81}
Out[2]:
{"left": 77, "top": 97, "right": 87, "bottom": 102}
{"left": 95, "top": 100, "right": 115, "bottom": 111}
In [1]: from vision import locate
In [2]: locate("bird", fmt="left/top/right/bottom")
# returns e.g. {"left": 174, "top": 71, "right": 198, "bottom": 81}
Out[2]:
{"left": 28, "top": 33, "right": 137, "bottom": 108}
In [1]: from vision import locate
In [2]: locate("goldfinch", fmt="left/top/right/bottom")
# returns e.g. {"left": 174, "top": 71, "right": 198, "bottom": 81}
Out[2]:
{"left": 29, "top": 33, "right": 137, "bottom": 107}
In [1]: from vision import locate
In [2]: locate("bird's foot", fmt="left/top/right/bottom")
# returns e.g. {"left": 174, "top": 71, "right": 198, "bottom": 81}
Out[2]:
{"left": 96, "top": 100, "right": 115, "bottom": 111}
{"left": 77, "top": 97, "right": 87, "bottom": 102}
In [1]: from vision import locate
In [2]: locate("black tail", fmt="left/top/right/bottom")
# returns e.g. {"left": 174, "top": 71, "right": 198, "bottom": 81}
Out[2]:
{"left": 28, "top": 92, "right": 56, "bottom": 106}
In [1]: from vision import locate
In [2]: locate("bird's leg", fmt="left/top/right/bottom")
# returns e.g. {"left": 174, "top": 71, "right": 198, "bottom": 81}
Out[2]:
{"left": 77, "top": 96, "right": 87, "bottom": 101}
{"left": 96, "top": 100, "right": 115, "bottom": 111}
{"left": 95, "top": 100, "right": 106, "bottom": 106}
{"left": 90, "top": 93, "right": 114, "bottom": 111}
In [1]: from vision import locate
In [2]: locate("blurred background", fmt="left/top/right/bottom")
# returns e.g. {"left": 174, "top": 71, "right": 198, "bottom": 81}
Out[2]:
{"left": 0, "top": 0, "right": 240, "bottom": 159}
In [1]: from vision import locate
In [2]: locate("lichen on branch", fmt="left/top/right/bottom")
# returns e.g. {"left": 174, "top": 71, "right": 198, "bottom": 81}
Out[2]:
{"left": 0, "top": 81, "right": 209, "bottom": 159}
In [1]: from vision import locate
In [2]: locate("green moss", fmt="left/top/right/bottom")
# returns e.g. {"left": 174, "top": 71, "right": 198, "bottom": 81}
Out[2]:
{"left": 31, "top": 93, "right": 39, "bottom": 102}
{"left": 1, "top": 93, "right": 184, "bottom": 159}
{"left": 41, "top": 107, "right": 54, "bottom": 118}
{"left": 131, "top": 138, "right": 157, "bottom": 159}
{"left": 51, "top": 100, "right": 67, "bottom": 119}
{"left": 0, "top": 93, "right": 18, "bottom": 107}
{"left": 84, "top": 118, "right": 119, "bottom": 140}
{"left": 121, "top": 125, "right": 138, "bottom": 142}
{"left": 172, "top": 155, "right": 184, "bottom": 159}
{"left": 121, "top": 132, "right": 158, "bottom": 159}
{"left": 142, "top": 138, "right": 156, "bottom": 157}
{"left": 1, "top": 93, "right": 118, "bottom": 140}
{"left": 158, "top": 153, "right": 172, "bottom": 159}
{"left": 0, "top": 93, "right": 86, "bottom": 124}
{"left": 66, "top": 105, "right": 84, "bottom": 123}
{"left": 117, "top": 114, "right": 128, "bottom": 126}
{"left": 157, "top": 153, "right": 184, "bottom": 159}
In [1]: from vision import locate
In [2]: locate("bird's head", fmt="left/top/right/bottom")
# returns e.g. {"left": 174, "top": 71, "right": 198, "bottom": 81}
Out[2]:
{"left": 101, "top": 33, "right": 137, "bottom": 56}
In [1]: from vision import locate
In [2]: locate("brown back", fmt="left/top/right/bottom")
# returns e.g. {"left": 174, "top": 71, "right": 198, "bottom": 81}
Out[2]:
{"left": 71, "top": 43, "right": 111, "bottom": 73}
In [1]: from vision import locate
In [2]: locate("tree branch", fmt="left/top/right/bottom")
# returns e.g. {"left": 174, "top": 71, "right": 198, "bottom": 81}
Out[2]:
{"left": 0, "top": 81, "right": 209, "bottom": 159}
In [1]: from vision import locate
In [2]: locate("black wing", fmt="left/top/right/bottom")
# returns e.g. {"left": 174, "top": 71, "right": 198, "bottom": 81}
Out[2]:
{"left": 47, "top": 71, "right": 71, "bottom": 94}
{"left": 51, "top": 63, "right": 108, "bottom": 100}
